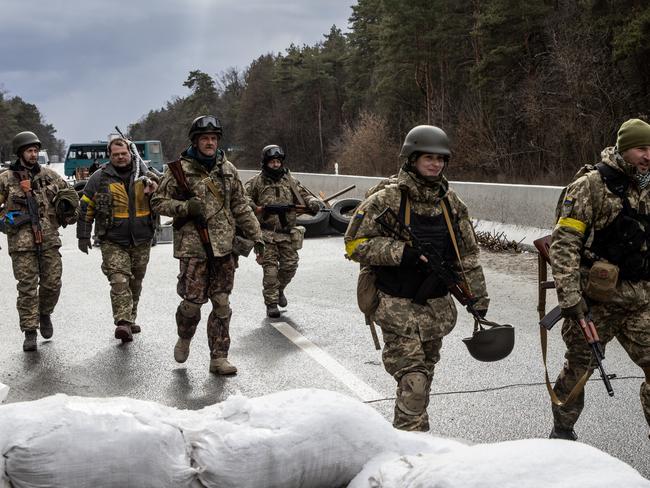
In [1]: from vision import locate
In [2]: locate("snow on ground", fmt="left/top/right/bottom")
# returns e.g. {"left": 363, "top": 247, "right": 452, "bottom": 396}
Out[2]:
{"left": 0, "top": 389, "right": 647, "bottom": 488}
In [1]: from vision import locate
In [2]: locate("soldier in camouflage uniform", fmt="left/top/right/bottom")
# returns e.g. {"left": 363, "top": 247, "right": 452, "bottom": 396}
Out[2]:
{"left": 549, "top": 118, "right": 650, "bottom": 440}
{"left": 77, "top": 138, "right": 159, "bottom": 343}
{"left": 245, "top": 145, "right": 321, "bottom": 318}
{"left": 345, "top": 125, "right": 489, "bottom": 431}
{"left": 0, "top": 131, "right": 78, "bottom": 351}
{"left": 151, "top": 115, "right": 263, "bottom": 375}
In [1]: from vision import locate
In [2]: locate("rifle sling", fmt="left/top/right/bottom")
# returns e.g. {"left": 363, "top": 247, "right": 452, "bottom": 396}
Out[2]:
{"left": 286, "top": 171, "right": 307, "bottom": 207}
{"left": 440, "top": 197, "right": 470, "bottom": 291}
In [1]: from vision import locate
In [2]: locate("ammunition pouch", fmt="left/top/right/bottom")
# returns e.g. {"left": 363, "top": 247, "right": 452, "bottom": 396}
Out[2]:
{"left": 94, "top": 191, "right": 113, "bottom": 237}
{"left": 232, "top": 235, "right": 255, "bottom": 257}
{"left": 357, "top": 266, "right": 380, "bottom": 316}
{"left": 584, "top": 260, "right": 619, "bottom": 302}
{"left": 289, "top": 225, "right": 305, "bottom": 250}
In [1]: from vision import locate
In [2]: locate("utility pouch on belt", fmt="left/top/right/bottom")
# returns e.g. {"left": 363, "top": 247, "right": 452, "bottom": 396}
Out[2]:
{"left": 232, "top": 235, "right": 255, "bottom": 257}
{"left": 584, "top": 260, "right": 619, "bottom": 302}
{"left": 94, "top": 191, "right": 113, "bottom": 237}
{"left": 357, "top": 266, "right": 380, "bottom": 316}
{"left": 289, "top": 225, "right": 305, "bottom": 250}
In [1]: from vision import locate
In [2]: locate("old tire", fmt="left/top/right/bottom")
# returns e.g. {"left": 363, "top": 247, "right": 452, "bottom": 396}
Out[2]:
{"left": 329, "top": 198, "right": 362, "bottom": 234}
{"left": 297, "top": 201, "right": 330, "bottom": 237}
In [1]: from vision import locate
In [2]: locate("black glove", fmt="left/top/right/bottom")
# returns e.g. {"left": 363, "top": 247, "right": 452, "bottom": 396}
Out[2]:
{"left": 186, "top": 198, "right": 203, "bottom": 217}
{"left": 401, "top": 246, "right": 422, "bottom": 266}
{"left": 475, "top": 308, "right": 488, "bottom": 319}
{"left": 560, "top": 298, "right": 588, "bottom": 321}
{"left": 78, "top": 238, "right": 91, "bottom": 254}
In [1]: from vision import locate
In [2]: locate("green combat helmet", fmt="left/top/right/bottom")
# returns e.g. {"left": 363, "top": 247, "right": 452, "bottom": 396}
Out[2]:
{"left": 399, "top": 125, "right": 451, "bottom": 160}
{"left": 188, "top": 115, "right": 223, "bottom": 141}
{"left": 53, "top": 187, "right": 80, "bottom": 227}
{"left": 12, "top": 131, "right": 41, "bottom": 156}
{"left": 463, "top": 322, "right": 515, "bottom": 362}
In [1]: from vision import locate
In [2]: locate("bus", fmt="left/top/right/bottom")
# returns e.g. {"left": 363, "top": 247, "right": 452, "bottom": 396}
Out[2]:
{"left": 64, "top": 140, "right": 164, "bottom": 178}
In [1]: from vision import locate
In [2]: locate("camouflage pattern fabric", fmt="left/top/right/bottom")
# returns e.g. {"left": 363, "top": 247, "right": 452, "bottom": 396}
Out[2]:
{"left": 151, "top": 152, "right": 262, "bottom": 258}
{"left": 244, "top": 170, "right": 318, "bottom": 240}
{"left": 260, "top": 240, "right": 299, "bottom": 305}
{"left": 552, "top": 302, "right": 650, "bottom": 430}
{"left": 100, "top": 240, "right": 152, "bottom": 325}
{"left": 550, "top": 147, "right": 650, "bottom": 432}
{"left": 0, "top": 163, "right": 74, "bottom": 253}
{"left": 245, "top": 170, "right": 314, "bottom": 304}
{"left": 345, "top": 169, "right": 488, "bottom": 431}
{"left": 10, "top": 248, "right": 62, "bottom": 331}
{"left": 176, "top": 255, "right": 236, "bottom": 358}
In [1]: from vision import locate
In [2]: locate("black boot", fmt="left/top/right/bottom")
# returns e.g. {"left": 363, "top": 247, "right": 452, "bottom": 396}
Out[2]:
{"left": 266, "top": 304, "right": 280, "bottom": 318}
{"left": 278, "top": 289, "right": 288, "bottom": 308}
{"left": 39, "top": 314, "right": 53, "bottom": 339}
{"left": 23, "top": 330, "right": 37, "bottom": 352}
{"left": 549, "top": 427, "right": 578, "bottom": 441}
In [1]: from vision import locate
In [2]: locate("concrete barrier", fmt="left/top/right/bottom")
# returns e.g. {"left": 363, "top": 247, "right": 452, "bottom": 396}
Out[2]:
{"left": 239, "top": 170, "right": 563, "bottom": 233}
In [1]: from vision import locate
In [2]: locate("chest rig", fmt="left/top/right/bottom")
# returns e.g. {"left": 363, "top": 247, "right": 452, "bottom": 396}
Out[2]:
{"left": 588, "top": 163, "right": 650, "bottom": 281}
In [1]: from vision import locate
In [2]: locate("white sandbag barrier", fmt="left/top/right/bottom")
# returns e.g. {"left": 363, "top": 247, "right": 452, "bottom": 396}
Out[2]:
{"left": 1, "top": 389, "right": 647, "bottom": 488}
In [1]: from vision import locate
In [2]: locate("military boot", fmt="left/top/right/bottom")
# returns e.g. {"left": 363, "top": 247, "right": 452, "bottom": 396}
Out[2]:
{"left": 39, "top": 314, "right": 53, "bottom": 339}
{"left": 278, "top": 289, "right": 288, "bottom": 308}
{"left": 130, "top": 324, "right": 141, "bottom": 334}
{"left": 209, "top": 357, "right": 237, "bottom": 375}
{"left": 266, "top": 304, "right": 280, "bottom": 318}
{"left": 23, "top": 330, "right": 37, "bottom": 352}
{"left": 174, "top": 338, "right": 191, "bottom": 363}
{"left": 114, "top": 323, "right": 133, "bottom": 343}
{"left": 549, "top": 427, "right": 578, "bottom": 441}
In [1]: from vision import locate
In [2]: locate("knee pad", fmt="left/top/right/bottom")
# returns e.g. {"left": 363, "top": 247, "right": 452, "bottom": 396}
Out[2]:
{"left": 396, "top": 372, "right": 429, "bottom": 416}
{"left": 178, "top": 300, "right": 201, "bottom": 320}
{"left": 110, "top": 274, "right": 130, "bottom": 294}
{"left": 211, "top": 293, "right": 231, "bottom": 318}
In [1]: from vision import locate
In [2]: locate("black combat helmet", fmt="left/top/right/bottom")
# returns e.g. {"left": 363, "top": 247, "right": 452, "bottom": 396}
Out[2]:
{"left": 463, "top": 321, "right": 515, "bottom": 362}
{"left": 188, "top": 115, "right": 223, "bottom": 141}
{"left": 399, "top": 125, "right": 451, "bottom": 161}
{"left": 12, "top": 131, "right": 41, "bottom": 156}
{"left": 261, "top": 145, "right": 285, "bottom": 166}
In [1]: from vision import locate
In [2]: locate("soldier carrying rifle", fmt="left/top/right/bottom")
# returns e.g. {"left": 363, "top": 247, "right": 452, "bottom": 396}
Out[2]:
{"left": 548, "top": 118, "right": 650, "bottom": 441}
{"left": 0, "top": 131, "right": 78, "bottom": 351}
{"left": 245, "top": 145, "right": 321, "bottom": 318}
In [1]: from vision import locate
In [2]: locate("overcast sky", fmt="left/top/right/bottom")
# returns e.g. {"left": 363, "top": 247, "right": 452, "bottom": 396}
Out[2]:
{"left": 1, "top": 0, "right": 354, "bottom": 147}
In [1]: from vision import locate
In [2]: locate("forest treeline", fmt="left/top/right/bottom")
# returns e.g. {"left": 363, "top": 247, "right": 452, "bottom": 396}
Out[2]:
{"left": 129, "top": 0, "right": 650, "bottom": 184}
{"left": 0, "top": 91, "right": 65, "bottom": 163}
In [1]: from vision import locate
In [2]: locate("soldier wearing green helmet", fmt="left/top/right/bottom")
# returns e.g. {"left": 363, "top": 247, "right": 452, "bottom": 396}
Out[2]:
{"left": 345, "top": 125, "right": 492, "bottom": 431}
{"left": 0, "top": 131, "right": 79, "bottom": 352}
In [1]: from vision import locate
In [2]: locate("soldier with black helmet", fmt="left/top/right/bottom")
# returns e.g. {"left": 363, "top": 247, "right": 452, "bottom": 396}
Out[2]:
{"left": 344, "top": 125, "right": 494, "bottom": 431}
{"left": 245, "top": 144, "right": 321, "bottom": 317}
{"left": 151, "top": 115, "right": 263, "bottom": 375}
{"left": 0, "top": 131, "right": 79, "bottom": 351}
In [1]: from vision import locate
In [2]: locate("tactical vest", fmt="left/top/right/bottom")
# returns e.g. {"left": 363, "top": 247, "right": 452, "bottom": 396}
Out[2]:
{"left": 373, "top": 190, "right": 455, "bottom": 299}
{"left": 587, "top": 163, "right": 650, "bottom": 281}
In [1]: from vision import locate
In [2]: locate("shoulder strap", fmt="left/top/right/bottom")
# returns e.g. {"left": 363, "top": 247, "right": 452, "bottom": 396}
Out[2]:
{"left": 286, "top": 171, "right": 307, "bottom": 206}
{"left": 398, "top": 188, "right": 411, "bottom": 225}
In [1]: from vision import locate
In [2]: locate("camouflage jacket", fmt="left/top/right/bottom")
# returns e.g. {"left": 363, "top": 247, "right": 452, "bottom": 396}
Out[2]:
{"left": 245, "top": 170, "right": 318, "bottom": 243}
{"left": 150, "top": 150, "right": 262, "bottom": 258}
{"left": 550, "top": 147, "right": 650, "bottom": 310}
{"left": 0, "top": 161, "right": 71, "bottom": 253}
{"left": 77, "top": 161, "right": 157, "bottom": 246}
{"left": 345, "top": 169, "right": 489, "bottom": 309}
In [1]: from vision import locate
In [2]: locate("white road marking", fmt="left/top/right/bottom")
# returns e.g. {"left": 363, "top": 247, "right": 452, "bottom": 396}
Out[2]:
{"left": 272, "top": 321, "right": 382, "bottom": 402}
{"left": 0, "top": 381, "right": 9, "bottom": 403}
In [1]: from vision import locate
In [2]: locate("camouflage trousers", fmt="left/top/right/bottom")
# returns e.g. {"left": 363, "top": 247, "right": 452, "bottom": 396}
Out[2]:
{"left": 10, "top": 248, "right": 62, "bottom": 331}
{"left": 261, "top": 238, "right": 298, "bottom": 305}
{"left": 100, "top": 240, "right": 151, "bottom": 326}
{"left": 176, "top": 255, "right": 235, "bottom": 359}
{"left": 552, "top": 301, "right": 650, "bottom": 431}
{"left": 374, "top": 291, "right": 457, "bottom": 431}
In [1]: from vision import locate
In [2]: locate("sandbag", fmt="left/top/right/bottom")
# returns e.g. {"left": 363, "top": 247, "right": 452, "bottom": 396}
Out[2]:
{"left": 0, "top": 395, "right": 199, "bottom": 488}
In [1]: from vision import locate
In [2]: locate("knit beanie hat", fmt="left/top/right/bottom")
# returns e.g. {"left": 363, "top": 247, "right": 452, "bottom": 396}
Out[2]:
{"left": 616, "top": 118, "right": 650, "bottom": 152}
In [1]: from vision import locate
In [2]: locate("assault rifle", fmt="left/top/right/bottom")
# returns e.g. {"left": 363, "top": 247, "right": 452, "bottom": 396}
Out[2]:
{"left": 261, "top": 204, "right": 312, "bottom": 230}
{"left": 534, "top": 236, "right": 614, "bottom": 397}
{"left": 167, "top": 160, "right": 216, "bottom": 269}
{"left": 374, "top": 206, "right": 483, "bottom": 321}
{"left": 15, "top": 172, "right": 44, "bottom": 270}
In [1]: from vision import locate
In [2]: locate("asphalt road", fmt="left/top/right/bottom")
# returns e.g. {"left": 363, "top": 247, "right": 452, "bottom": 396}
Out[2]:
{"left": 0, "top": 227, "right": 648, "bottom": 478}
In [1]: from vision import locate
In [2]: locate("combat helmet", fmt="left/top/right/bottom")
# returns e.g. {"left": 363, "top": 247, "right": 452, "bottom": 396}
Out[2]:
{"left": 12, "top": 131, "right": 41, "bottom": 156}
{"left": 188, "top": 115, "right": 223, "bottom": 141}
{"left": 399, "top": 125, "right": 450, "bottom": 161}
{"left": 463, "top": 320, "right": 515, "bottom": 362}
{"left": 261, "top": 145, "right": 285, "bottom": 166}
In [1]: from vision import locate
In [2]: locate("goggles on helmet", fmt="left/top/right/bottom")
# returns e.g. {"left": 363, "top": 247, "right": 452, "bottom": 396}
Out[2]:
{"left": 195, "top": 116, "right": 221, "bottom": 130}
{"left": 264, "top": 147, "right": 285, "bottom": 160}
